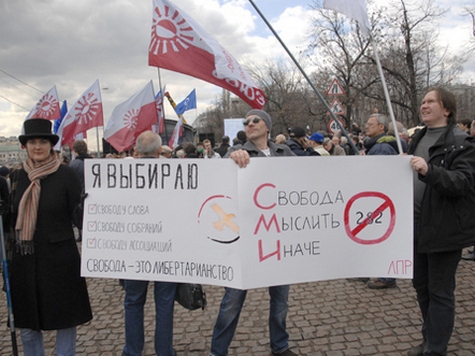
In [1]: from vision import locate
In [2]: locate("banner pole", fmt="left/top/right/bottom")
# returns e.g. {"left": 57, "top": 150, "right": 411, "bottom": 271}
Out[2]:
{"left": 95, "top": 127, "right": 101, "bottom": 158}
{"left": 370, "top": 37, "right": 404, "bottom": 154}
{"left": 157, "top": 68, "right": 170, "bottom": 146}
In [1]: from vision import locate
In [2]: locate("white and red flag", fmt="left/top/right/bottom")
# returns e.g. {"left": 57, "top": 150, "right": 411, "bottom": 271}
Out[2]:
{"left": 25, "top": 85, "right": 61, "bottom": 120}
{"left": 104, "top": 80, "right": 158, "bottom": 152}
{"left": 149, "top": 0, "right": 266, "bottom": 109}
{"left": 57, "top": 80, "right": 103, "bottom": 146}
{"left": 168, "top": 116, "right": 183, "bottom": 149}
{"left": 152, "top": 88, "right": 166, "bottom": 134}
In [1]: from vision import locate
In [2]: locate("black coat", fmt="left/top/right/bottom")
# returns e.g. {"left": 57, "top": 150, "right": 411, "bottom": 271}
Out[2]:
{"left": 408, "top": 125, "right": 475, "bottom": 253}
{"left": 215, "top": 143, "right": 230, "bottom": 158}
{"left": 10, "top": 164, "right": 92, "bottom": 330}
{"left": 285, "top": 138, "right": 319, "bottom": 156}
{"left": 364, "top": 133, "right": 407, "bottom": 155}
{"left": 0, "top": 176, "right": 10, "bottom": 231}
{"left": 69, "top": 154, "right": 91, "bottom": 192}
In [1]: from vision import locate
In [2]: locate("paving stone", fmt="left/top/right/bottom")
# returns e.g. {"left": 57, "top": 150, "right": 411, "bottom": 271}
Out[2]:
{"left": 1, "top": 250, "right": 475, "bottom": 355}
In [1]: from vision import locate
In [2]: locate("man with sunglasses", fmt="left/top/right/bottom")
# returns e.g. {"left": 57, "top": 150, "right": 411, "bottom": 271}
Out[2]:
{"left": 210, "top": 109, "right": 296, "bottom": 356}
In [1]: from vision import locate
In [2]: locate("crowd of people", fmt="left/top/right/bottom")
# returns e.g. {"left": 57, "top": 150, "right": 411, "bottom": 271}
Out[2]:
{"left": 0, "top": 86, "right": 474, "bottom": 356}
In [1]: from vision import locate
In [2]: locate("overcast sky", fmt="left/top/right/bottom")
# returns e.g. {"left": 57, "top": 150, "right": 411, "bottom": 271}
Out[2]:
{"left": 0, "top": 0, "right": 473, "bottom": 147}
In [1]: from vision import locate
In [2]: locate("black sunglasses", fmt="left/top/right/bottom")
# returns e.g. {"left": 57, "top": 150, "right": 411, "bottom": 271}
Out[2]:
{"left": 243, "top": 117, "right": 262, "bottom": 126}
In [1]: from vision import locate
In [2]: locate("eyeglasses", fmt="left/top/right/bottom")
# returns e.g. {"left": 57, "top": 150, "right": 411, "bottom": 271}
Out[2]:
{"left": 243, "top": 117, "right": 262, "bottom": 126}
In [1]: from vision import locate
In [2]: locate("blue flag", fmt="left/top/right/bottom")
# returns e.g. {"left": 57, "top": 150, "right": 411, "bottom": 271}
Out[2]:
{"left": 174, "top": 89, "right": 196, "bottom": 115}
{"left": 54, "top": 100, "right": 68, "bottom": 134}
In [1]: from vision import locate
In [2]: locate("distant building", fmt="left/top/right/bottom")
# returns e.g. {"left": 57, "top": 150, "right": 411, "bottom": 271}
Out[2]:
{"left": 0, "top": 137, "right": 26, "bottom": 166}
{"left": 451, "top": 84, "right": 475, "bottom": 121}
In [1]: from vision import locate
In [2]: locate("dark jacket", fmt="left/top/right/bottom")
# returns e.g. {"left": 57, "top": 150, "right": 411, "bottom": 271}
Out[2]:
{"left": 69, "top": 154, "right": 91, "bottom": 192}
{"left": 0, "top": 176, "right": 10, "bottom": 231}
{"left": 285, "top": 139, "right": 319, "bottom": 156}
{"left": 215, "top": 143, "right": 230, "bottom": 158}
{"left": 10, "top": 164, "right": 92, "bottom": 330}
{"left": 408, "top": 125, "right": 475, "bottom": 253}
{"left": 364, "top": 133, "right": 407, "bottom": 155}
{"left": 226, "top": 140, "right": 295, "bottom": 158}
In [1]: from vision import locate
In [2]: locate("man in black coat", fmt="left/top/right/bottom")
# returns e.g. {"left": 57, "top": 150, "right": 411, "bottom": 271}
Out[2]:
{"left": 215, "top": 135, "right": 230, "bottom": 157}
{"left": 69, "top": 140, "right": 91, "bottom": 192}
{"left": 69, "top": 140, "right": 91, "bottom": 242}
{"left": 407, "top": 87, "right": 475, "bottom": 356}
{"left": 363, "top": 114, "right": 400, "bottom": 155}
{"left": 462, "top": 118, "right": 475, "bottom": 261}
{"left": 0, "top": 175, "right": 9, "bottom": 265}
{"left": 363, "top": 114, "right": 399, "bottom": 290}
{"left": 285, "top": 126, "right": 319, "bottom": 156}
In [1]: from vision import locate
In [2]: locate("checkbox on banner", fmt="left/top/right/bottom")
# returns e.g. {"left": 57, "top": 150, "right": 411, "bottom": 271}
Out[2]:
{"left": 88, "top": 221, "right": 97, "bottom": 232}
{"left": 87, "top": 237, "right": 97, "bottom": 249}
{"left": 88, "top": 204, "right": 97, "bottom": 214}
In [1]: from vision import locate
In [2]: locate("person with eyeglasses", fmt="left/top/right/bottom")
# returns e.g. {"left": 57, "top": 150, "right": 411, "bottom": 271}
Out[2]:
{"left": 407, "top": 87, "right": 475, "bottom": 356}
{"left": 210, "top": 109, "right": 296, "bottom": 356}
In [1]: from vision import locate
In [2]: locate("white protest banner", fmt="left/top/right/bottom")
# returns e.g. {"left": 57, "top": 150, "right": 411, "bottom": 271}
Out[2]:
{"left": 236, "top": 155, "right": 413, "bottom": 289}
{"left": 82, "top": 159, "right": 241, "bottom": 287}
{"left": 81, "top": 156, "right": 413, "bottom": 289}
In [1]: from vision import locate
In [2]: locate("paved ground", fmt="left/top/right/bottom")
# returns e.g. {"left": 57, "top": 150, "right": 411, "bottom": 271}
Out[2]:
{"left": 1, "top": 248, "right": 474, "bottom": 355}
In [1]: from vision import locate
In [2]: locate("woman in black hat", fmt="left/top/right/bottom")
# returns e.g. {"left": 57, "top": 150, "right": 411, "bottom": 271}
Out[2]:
{"left": 9, "top": 119, "right": 92, "bottom": 355}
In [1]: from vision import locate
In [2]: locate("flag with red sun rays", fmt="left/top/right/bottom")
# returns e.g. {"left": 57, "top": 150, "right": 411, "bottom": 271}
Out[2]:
{"left": 57, "top": 80, "right": 103, "bottom": 146}
{"left": 25, "top": 85, "right": 61, "bottom": 120}
{"left": 104, "top": 80, "right": 158, "bottom": 152}
{"left": 148, "top": 0, "right": 266, "bottom": 109}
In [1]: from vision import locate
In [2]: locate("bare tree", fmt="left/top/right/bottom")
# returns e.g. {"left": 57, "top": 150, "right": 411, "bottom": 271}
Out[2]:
{"left": 375, "top": 0, "right": 451, "bottom": 125}
{"left": 307, "top": 1, "right": 375, "bottom": 128}
{"left": 465, "top": 6, "right": 475, "bottom": 37}
{"left": 247, "top": 58, "right": 330, "bottom": 136}
{"left": 307, "top": 0, "right": 468, "bottom": 128}
{"left": 194, "top": 88, "right": 252, "bottom": 144}
{"left": 196, "top": 0, "right": 474, "bottom": 140}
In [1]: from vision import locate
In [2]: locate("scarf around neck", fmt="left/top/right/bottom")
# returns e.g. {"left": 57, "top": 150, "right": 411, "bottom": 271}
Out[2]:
{"left": 15, "top": 153, "right": 60, "bottom": 254}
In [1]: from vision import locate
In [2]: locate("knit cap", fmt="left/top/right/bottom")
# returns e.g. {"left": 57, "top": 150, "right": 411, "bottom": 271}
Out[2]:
{"left": 245, "top": 109, "right": 272, "bottom": 131}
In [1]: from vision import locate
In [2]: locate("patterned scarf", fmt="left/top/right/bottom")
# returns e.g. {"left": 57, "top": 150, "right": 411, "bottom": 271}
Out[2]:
{"left": 15, "top": 153, "right": 60, "bottom": 254}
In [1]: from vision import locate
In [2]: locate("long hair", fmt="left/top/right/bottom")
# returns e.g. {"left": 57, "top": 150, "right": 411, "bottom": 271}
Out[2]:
{"left": 424, "top": 87, "right": 457, "bottom": 125}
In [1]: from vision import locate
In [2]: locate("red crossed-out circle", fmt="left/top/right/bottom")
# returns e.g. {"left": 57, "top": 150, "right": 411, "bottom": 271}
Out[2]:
{"left": 344, "top": 191, "right": 396, "bottom": 245}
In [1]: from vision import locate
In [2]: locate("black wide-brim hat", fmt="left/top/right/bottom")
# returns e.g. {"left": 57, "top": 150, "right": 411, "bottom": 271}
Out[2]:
{"left": 19, "top": 118, "right": 59, "bottom": 146}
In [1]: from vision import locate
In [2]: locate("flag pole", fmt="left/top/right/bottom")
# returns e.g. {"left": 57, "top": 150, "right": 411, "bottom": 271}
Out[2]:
{"left": 247, "top": 0, "right": 359, "bottom": 154}
{"left": 157, "top": 68, "right": 169, "bottom": 145}
{"left": 95, "top": 127, "right": 101, "bottom": 158}
{"left": 164, "top": 92, "right": 187, "bottom": 147}
{"left": 97, "top": 86, "right": 104, "bottom": 158}
{"left": 101, "top": 125, "right": 105, "bottom": 155}
{"left": 370, "top": 37, "right": 403, "bottom": 154}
